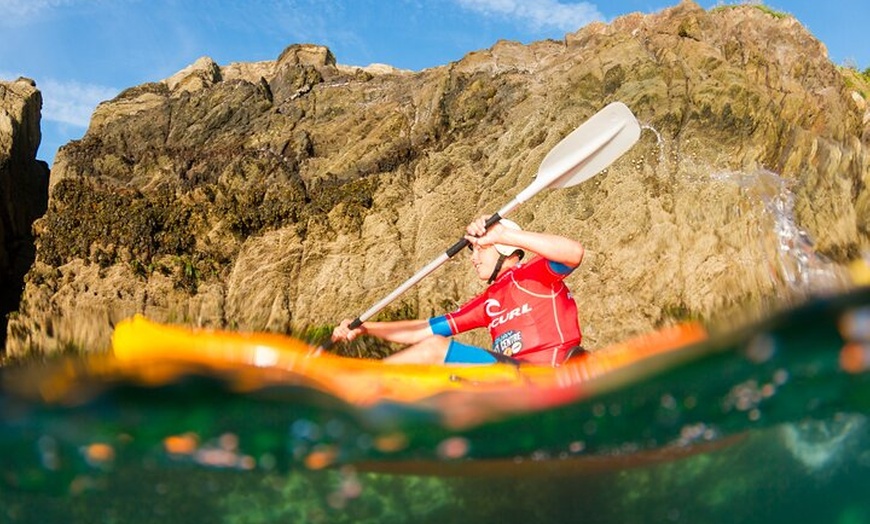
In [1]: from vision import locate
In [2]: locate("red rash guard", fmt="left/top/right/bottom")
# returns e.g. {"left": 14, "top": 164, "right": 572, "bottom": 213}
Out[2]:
{"left": 429, "top": 256, "right": 582, "bottom": 366}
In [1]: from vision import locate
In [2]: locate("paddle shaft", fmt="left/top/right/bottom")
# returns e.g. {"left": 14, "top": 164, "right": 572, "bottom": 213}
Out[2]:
{"left": 344, "top": 121, "right": 625, "bottom": 329}
{"left": 333, "top": 102, "right": 641, "bottom": 338}
{"left": 347, "top": 212, "right": 508, "bottom": 330}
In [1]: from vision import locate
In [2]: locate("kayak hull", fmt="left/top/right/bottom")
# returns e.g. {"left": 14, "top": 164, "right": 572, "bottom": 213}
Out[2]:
{"left": 109, "top": 315, "right": 708, "bottom": 412}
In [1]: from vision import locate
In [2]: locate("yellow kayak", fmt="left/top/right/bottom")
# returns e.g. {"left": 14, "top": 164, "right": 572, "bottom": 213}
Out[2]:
{"left": 111, "top": 315, "right": 708, "bottom": 414}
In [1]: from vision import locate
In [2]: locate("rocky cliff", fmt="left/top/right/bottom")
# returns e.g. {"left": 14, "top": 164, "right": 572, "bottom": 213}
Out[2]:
{"left": 0, "top": 78, "right": 50, "bottom": 352}
{"left": 5, "top": 1, "right": 870, "bottom": 356}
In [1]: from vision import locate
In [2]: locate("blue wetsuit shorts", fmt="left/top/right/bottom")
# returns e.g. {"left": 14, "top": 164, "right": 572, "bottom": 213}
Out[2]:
{"left": 444, "top": 340, "right": 518, "bottom": 365}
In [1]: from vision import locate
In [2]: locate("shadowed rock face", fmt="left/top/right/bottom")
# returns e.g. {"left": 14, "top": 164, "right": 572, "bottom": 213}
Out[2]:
{"left": 0, "top": 77, "right": 50, "bottom": 352}
{"left": 5, "top": 2, "right": 869, "bottom": 356}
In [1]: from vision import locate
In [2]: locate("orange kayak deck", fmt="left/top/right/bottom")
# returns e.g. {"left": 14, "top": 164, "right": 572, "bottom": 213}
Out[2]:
{"left": 111, "top": 315, "right": 708, "bottom": 416}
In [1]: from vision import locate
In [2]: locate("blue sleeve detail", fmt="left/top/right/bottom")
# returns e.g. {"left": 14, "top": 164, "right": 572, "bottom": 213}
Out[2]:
{"left": 547, "top": 260, "right": 576, "bottom": 275}
{"left": 429, "top": 316, "right": 453, "bottom": 337}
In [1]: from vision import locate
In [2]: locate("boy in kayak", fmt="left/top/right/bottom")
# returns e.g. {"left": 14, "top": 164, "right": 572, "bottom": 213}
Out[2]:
{"left": 331, "top": 216, "right": 585, "bottom": 366}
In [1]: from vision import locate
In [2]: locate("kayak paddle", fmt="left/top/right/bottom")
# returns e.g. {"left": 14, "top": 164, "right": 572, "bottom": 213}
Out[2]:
{"left": 329, "top": 101, "right": 641, "bottom": 343}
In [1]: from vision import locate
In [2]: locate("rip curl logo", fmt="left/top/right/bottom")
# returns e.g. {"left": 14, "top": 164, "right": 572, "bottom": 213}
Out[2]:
{"left": 487, "top": 302, "right": 533, "bottom": 329}
{"left": 484, "top": 299, "right": 505, "bottom": 317}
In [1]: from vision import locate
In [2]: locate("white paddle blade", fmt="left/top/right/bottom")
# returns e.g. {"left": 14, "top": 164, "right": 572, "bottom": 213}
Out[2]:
{"left": 537, "top": 102, "right": 641, "bottom": 189}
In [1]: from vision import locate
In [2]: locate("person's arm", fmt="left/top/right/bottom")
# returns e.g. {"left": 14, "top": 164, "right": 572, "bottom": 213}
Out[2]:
{"left": 466, "top": 216, "right": 585, "bottom": 267}
{"left": 331, "top": 318, "right": 434, "bottom": 344}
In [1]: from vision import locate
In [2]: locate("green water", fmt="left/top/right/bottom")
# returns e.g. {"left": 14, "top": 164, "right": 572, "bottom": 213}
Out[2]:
{"left": 2, "top": 289, "right": 869, "bottom": 523}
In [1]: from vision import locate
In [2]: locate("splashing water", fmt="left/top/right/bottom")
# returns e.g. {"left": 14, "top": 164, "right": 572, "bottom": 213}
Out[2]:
{"left": 635, "top": 123, "right": 840, "bottom": 297}
{"left": 711, "top": 168, "right": 849, "bottom": 295}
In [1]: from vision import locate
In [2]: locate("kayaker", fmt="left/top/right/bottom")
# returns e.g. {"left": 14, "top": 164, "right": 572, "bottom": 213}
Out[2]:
{"left": 331, "top": 216, "right": 586, "bottom": 366}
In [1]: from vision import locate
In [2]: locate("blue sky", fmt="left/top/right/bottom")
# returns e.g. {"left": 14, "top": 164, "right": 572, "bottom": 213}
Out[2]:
{"left": 1, "top": 0, "right": 867, "bottom": 166}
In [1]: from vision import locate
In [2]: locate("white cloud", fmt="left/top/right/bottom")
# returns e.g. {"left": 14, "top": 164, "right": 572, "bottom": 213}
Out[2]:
{"left": 39, "top": 78, "right": 118, "bottom": 128}
{"left": 454, "top": 0, "right": 603, "bottom": 33}
{"left": 0, "top": 0, "right": 75, "bottom": 24}
{"left": 1, "top": 72, "right": 117, "bottom": 128}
